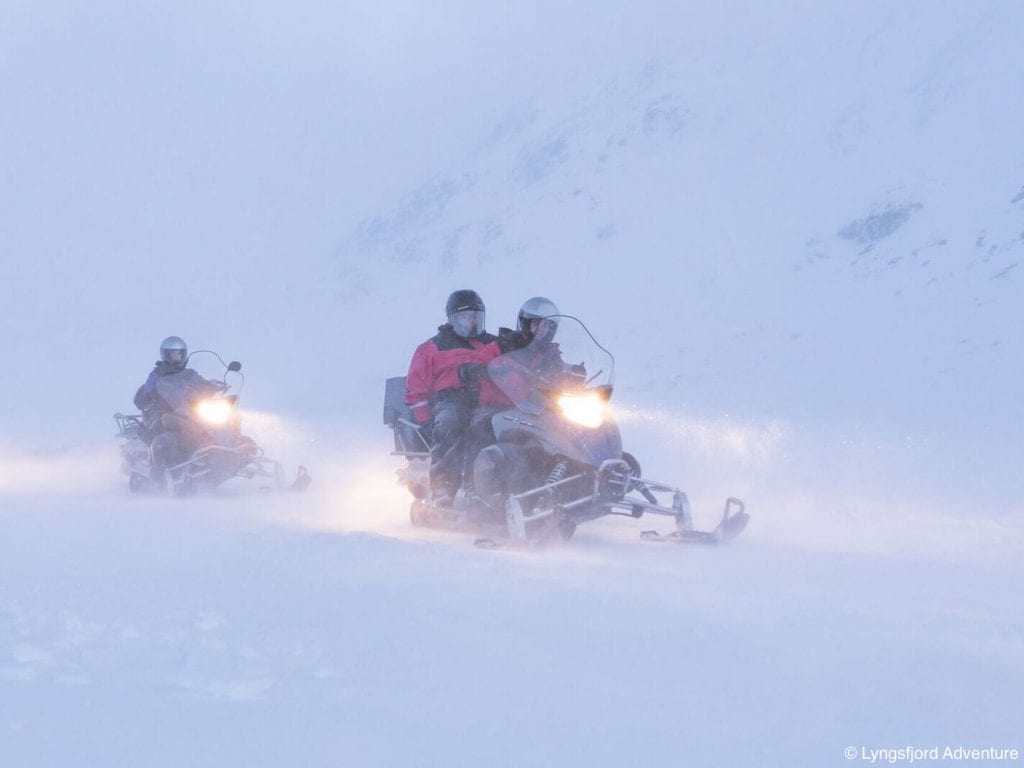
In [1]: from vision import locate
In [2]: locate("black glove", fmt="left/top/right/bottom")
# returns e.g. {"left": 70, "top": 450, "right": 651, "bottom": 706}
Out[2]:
{"left": 458, "top": 362, "right": 487, "bottom": 386}
{"left": 497, "top": 328, "right": 531, "bottom": 353}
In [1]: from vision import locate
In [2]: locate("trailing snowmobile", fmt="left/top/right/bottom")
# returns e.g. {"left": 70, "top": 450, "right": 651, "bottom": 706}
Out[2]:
{"left": 384, "top": 315, "right": 748, "bottom": 545}
{"left": 115, "top": 352, "right": 310, "bottom": 496}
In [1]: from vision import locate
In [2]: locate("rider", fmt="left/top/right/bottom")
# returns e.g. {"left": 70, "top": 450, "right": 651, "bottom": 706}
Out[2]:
{"left": 470, "top": 297, "right": 587, "bottom": 517}
{"left": 511, "top": 296, "right": 561, "bottom": 364}
{"left": 492, "top": 297, "right": 574, "bottom": 395}
{"left": 134, "top": 336, "right": 225, "bottom": 484}
{"left": 405, "top": 291, "right": 515, "bottom": 508}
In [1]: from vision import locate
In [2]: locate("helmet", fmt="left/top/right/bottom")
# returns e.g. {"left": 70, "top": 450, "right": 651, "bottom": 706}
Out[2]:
{"left": 446, "top": 289, "right": 485, "bottom": 316}
{"left": 159, "top": 336, "right": 188, "bottom": 370}
{"left": 517, "top": 296, "right": 559, "bottom": 342}
{"left": 446, "top": 289, "right": 486, "bottom": 339}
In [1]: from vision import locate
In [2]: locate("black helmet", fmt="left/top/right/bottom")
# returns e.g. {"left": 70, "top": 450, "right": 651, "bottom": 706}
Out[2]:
{"left": 446, "top": 289, "right": 485, "bottom": 316}
{"left": 446, "top": 289, "right": 486, "bottom": 339}
{"left": 517, "top": 296, "right": 559, "bottom": 341}
{"left": 159, "top": 336, "right": 188, "bottom": 370}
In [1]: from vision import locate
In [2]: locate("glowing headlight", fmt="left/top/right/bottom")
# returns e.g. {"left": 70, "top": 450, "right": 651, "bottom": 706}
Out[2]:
{"left": 557, "top": 392, "right": 607, "bottom": 429}
{"left": 196, "top": 398, "right": 233, "bottom": 425}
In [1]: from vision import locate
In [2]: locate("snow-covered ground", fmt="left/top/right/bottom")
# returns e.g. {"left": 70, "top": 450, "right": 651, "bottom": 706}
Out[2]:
{"left": 3, "top": 466, "right": 1022, "bottom": 766}
{"left": 2, "top": 2, "right": 1022, "bottom": 765}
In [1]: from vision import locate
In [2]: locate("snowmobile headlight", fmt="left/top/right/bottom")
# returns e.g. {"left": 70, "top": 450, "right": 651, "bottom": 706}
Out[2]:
{"left": 196, "top": 398, "right": 233, "bottom": 425}
{"left": 557, "top": 392, "right": 607, "bottom": 429}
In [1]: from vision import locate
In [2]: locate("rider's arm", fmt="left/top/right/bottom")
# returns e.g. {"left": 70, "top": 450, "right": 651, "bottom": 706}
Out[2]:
{"left": 496, "top": 328, "right": 531, "bottom": 353}
{"left": 405, "top": 342, "right": 435, "bottom": 423}
{"left": 133, "top": 370, "right": 159, "bottom": 411}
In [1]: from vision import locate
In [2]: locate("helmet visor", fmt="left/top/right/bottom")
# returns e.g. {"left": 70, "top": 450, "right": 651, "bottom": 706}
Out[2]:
{"left": 162, "top": 348, "right": 186, "bottom": 365}
{"left": 451, "top": 309, "right": 485, "bottom": 339}
{"left": 529, "top": 317, "right": 558, "bottom": 342}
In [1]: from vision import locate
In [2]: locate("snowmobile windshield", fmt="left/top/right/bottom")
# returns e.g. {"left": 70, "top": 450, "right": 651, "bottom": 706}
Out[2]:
{"left": 154, "top": 369, "right": 222, "bottom": 416}
{"left": 487, "top": 315, "right": 614, "bottom": 415}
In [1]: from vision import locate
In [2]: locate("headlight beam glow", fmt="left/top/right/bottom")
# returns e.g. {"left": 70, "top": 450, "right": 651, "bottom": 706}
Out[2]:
{"left": 558, "top": 392, "right": 607, "bottom": 429}
{"left": 196, "top": 399, "right": 233, "bottom": 425}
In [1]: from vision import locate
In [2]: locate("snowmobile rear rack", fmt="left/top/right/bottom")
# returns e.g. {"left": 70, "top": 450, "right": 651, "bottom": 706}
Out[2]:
{"left": 114, "top": 412, "right": 145, "bottom": 440}
{"left": 383, "top": 377, "right": 432, "bottom": 456}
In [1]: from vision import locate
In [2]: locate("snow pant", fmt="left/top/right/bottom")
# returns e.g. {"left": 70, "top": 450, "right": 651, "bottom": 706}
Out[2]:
{"left": 462, "top": 406, "right": 501, "bottom": 496}
{"left": 472, "top": 441, "right": 545, "bottom": 512}
{"left": 149, "top": 415, "right": 202, "bottom": 479}
{"left": 429, "top": 392, "right": 499, "bottom": 502}
{"left": 150, "top": 432, "right": 182, "bottom": 482}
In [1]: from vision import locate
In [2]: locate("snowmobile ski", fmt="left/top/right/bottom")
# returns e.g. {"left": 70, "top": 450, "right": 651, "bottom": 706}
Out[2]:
{"left": 641, "top": 498, "right": 749, "bottom": 544}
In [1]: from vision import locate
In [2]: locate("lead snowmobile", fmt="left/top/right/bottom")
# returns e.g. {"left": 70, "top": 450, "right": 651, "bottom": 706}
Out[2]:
{"left": 384, "top": 315, "right": 748, "bottom": 545}
{"left": 115, "top": 352, "right": 310, "bottom": 496}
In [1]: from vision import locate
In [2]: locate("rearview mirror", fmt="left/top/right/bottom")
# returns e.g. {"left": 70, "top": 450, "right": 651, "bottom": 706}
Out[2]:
{"left": 228, "top": 361, "right": 242, "bottom": 372}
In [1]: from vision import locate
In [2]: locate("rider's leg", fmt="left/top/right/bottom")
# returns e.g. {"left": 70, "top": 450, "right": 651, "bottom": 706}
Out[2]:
{"left": 149, "top": 432, "right": 179, "bottom": 485}
{"left": 471, "top": 444, "right": 508, "bottom": 512}
{"left": 461, "top": 406, "right": 500, "bottom": 498}
{"left": 428, "top": 397, "right": 471, "bottom": 507}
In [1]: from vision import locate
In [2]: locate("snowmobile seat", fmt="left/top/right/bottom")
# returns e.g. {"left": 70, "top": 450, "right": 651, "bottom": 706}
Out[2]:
{"left": 383, "top": 377, "right": 431, "bottom": 455}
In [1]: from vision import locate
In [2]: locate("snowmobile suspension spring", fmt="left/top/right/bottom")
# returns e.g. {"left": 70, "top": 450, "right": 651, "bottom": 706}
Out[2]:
{"left": 546, "top": 460, "right": 568, "bottom": 485}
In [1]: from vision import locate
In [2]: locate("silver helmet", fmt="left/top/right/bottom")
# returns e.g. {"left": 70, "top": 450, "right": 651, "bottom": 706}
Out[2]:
{"left": 159, "top": 336, "right": 188, "bottom": 369}
{"left": 517, "top": 297, "right": 559, "bottom": 341}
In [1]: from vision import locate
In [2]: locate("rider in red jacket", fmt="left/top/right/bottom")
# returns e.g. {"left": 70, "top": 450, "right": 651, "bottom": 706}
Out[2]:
{"left": 405, "top": 290, "right": 516, "bottom": 508}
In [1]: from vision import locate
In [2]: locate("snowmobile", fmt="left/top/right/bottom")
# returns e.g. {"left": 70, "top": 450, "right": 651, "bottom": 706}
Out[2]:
{"left": 115, "top": 352, "right": 310, "bottom": 496}
{"left": 383, "top": 315, "right": 748, "bottom": 546}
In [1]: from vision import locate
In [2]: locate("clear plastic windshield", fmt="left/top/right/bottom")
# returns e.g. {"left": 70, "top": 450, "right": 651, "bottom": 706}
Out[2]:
{"left": 154, "top": 369, "right": 220, "bottom": 414}
{"left": 487, "top": 315, "right": 614, "bottom": 415}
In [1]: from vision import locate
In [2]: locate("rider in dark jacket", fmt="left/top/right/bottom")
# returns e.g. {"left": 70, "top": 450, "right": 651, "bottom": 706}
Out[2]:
{"left": 488, "top": 297, "right": 570, "bottom": 400}
{"left": 135, "top": 336, "right": 223, "bottom": 482}
{"left": 469, "top": 297, "right": 580, "bottom": 517}
{"left": 510, "top": 296, "right": 564, "bottom": 372}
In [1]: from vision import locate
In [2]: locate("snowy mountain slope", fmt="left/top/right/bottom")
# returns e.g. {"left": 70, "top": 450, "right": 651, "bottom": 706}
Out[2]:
{"left": 2, "top": 1, "right": 1023, "bottom": 766}
{"left": 332, "top": 32, "right": 1022, "bottom": 438}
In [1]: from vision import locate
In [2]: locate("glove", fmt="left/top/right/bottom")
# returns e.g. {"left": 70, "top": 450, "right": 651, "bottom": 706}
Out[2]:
{"left": 458, "top": 362, "right": 487, "bottom": 386}
{"left": 497, "top": 328, "right": 531, "bottom": 353}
